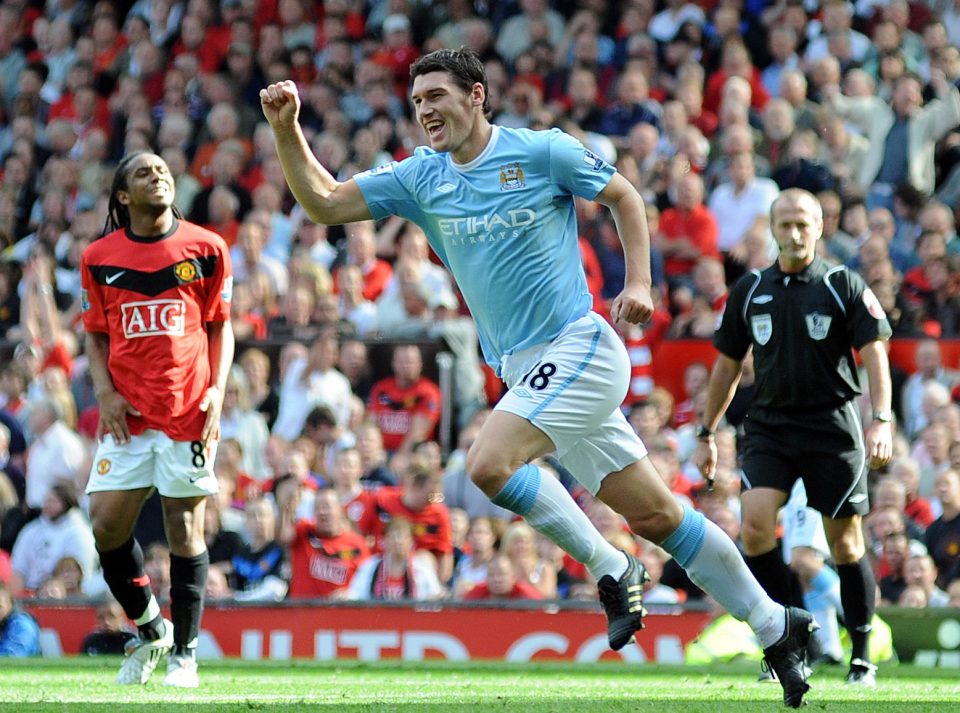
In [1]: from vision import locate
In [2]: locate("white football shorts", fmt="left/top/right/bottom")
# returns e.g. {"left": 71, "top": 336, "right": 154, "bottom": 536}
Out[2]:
{"left": 781, "top": 479, "right": 831, "bottom": 564}
{"left": 86, "top": 429, "right": 219, "bottom": 499}
{"left": 496, "top": 312, "right": 647, "bottom": 495}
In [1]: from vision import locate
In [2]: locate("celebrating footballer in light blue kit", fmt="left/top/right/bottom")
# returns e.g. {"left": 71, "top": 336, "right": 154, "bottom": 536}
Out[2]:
{"left": 261, "top": 48, "right": 815, "bottom": 706}
{"left": 355, "top": 125, "right": 605, "bottom": 371}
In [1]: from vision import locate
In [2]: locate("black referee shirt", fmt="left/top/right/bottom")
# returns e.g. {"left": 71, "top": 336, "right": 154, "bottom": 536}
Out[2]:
{"left": 714, "top": 256, "right": 892, "bottom": 410}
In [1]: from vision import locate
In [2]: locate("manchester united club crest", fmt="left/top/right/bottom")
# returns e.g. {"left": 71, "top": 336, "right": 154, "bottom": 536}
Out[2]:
{"left": 499, "top": 162, "right": 525, "bottom": 191}
{"left": 174, "top": 260, "right": 198, "bottom": 283}
{"left": 97, "top": 459, "right": 111, "bottom": 475}
{"left": 805, "top": 312, "right": 832, "bottom": 341}
{"left": 751, "top": 314, "right": 773, "bottom": 345}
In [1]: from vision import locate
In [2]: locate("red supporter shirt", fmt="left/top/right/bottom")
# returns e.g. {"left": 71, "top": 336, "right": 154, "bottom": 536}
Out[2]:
{"left": 288, "top": 521, "right": 369, "bottom": 598}
{"left": 80, "top": 219, "right": 232, "bottom": 442}
{"left": 658, "top": 205, "right": 720, "bottom": 278}
{"left": 356, "top": 486, "right": 452, "bottom": 558}
{"left": 367, "top": 377, "right": 441, "bottom": 452}
{"left": 343, "top": 490, "right": 375, "bottom": 531}
{"left": 463, "top": 581, "right": 544, "bottom": 600}
{"left": 622, "top": 310, "right": 672, "bottom": 407}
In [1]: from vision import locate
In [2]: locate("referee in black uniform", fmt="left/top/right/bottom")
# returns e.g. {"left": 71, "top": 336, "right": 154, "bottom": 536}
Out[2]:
{"left": 695, "top": 189, "right": 894, "bottom": 687}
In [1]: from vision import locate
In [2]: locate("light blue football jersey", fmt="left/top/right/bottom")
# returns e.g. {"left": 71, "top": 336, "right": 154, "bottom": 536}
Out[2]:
{"left": 354, "top": 126, "right": 616, "bottom": 373}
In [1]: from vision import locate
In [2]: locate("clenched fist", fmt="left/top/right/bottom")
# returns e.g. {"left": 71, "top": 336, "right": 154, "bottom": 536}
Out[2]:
{"left": 260, "top": 80, "right": 301, "bottom": 129}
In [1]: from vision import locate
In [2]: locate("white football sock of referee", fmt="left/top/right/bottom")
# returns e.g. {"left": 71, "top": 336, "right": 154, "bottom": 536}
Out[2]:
{"left": 661, "top": 505, "right": 787, "bottom": 647}
{"left": 492, "top": 464, "right": 628, "bottom": 580}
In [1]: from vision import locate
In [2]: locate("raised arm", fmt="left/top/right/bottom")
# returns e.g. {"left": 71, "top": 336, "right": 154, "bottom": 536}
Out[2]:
{"left": 260, "top": 81, "right": 372, "bottom": 226}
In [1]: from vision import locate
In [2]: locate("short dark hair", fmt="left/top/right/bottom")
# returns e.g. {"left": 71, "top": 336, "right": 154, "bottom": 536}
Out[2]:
{"left": 409, "top": 47, "right": 490, "bottom": 117}
{"left": 305, "top": 405, "right": 337, "bottom": 429}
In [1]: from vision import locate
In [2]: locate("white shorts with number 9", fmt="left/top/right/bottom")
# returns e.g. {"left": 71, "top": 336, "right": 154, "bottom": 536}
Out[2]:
{"left": 495, "top": 312, "right": 647, "bottom": 495}
{"left": 85, "top": 429, "right": 219, "bottom": 498}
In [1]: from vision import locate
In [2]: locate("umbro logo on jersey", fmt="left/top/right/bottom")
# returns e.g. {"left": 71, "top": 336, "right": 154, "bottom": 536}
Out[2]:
{"left": 105, "top": 271, "right": 127, "bottom": 284}
{"left": 848, "top": 493, "right": 868, "bottom": 504}
{"left": 437, "top": 183, "right": 456, "bottom": 193}
{"left": 752, "top": 295, "right": 773, "bottom": 304}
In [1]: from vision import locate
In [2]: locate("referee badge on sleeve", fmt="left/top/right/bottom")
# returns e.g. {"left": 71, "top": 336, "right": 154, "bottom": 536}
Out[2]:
{"left": 751, "top": 314, "right": 772, "bottom": 345}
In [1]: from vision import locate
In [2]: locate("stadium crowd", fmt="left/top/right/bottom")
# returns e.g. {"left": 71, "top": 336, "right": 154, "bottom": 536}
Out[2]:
{"left": 2, "top": 0, "right": 960, "bottom": 654}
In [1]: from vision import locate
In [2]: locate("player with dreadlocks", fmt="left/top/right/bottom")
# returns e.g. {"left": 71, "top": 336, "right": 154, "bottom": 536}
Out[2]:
{"left": 80, "top": 151, "right": 234, "bottom": 688}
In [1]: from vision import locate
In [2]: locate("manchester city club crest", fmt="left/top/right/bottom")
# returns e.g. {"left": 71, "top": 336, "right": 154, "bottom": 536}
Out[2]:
{"left": 499, "top": 162, "right": 525, "bottom": 191}
{"left": 805, "top": 312, "right": 832, "bottom": 340}
{"left": 751, "top": 314, "right": 773, "bottom": 345}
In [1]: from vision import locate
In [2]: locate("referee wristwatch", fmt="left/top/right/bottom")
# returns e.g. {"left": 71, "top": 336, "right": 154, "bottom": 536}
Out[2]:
{"left": 872, "top": 410, "right": 893, "bottom": 423}
{"left": 695, "top": 424, "right": 714, "bottom": 440}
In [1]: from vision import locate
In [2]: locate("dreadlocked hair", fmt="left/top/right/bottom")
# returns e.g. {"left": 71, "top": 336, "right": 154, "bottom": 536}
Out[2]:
{"left": 100, "top": 151, "right": 183, "bottom": 237}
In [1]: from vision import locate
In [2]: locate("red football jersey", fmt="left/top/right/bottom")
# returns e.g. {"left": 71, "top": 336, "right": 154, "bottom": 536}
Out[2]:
{"left": 356, "top": 486, "right": 452, "bottom": 558}
{"left": 288, "top": 521, "right": 370, "bottom": 598}
{"left": 366, "top": 377, "right": 441, "bottom": 451}
{"left": 80, "top": 220, "right": 232, "bottom": 442}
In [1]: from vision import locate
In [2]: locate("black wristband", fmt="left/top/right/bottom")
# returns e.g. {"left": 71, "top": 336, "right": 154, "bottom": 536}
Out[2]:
{"left": 695, "top": 424, "right": 714, "bottom": 439}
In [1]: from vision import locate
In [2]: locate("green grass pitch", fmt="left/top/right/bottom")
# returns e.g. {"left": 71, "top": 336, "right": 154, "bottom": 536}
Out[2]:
{"left": 0, "top": 658, "right": 957, "bottom": 712}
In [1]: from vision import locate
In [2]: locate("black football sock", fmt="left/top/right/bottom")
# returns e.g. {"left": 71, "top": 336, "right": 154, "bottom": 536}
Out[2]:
{"left": 169, "top": 551, "right": 209, "bottom": 652}
{"left": 98, "top": 537, "right": 164, "bottom": 641}
{"left": 838, "top": 558, "right": 875, "bottom": 663}
{"left": 745, "top": 546, "right": 795, "bottom": 606}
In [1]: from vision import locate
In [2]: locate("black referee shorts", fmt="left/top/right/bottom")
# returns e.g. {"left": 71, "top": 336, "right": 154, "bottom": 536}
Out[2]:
{"left": 740, "top": 402, "right": 870, "bottom": 519}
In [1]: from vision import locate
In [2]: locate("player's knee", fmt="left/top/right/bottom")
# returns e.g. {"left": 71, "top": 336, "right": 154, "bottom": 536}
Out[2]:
{"left": 740, "top": 518, "right": 777, "bottom": 555}
{"left": 829, "top": 536, "right": 864, "bottom": 564}
{"left": 164, "top": 508, "right": 200, "bottom": 550}
{"left": 90, "top": 517, "right": 128, "bottom": 551}
{"left": 464, "top": 445, "right": 513, "bottom": 496}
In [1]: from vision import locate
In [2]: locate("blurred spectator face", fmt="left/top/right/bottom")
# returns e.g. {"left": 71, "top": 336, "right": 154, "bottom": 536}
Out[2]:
{"left": 95, "top": 601, "right": 127, "bottom": 632}
{"left": 873, "top": 477, "right": 907, "bottom": 511}
{"left": 768, "top": 27, "right": 797, "bottom": 63}
{"left": 934, "top": 469, "right": 960, "bottom": 509}
{"left": 903, "top": 556, "right": 937, "bottom": 591}
{"left": 206, "top": 568, "right": 231, "bottom": 599}
{"left": 41, "top": 487, "right": 69, "bottom": 521}
{"left": 331, "top": 449, "right": 362, "bottom": 490}
{"left": 392, "top": 345, "right": 423, "bottom": 385}
{"left": 337, "top": 265, "right": 364, "bottom": 299}
{"left": 338, "top": 339, "right": 369, "bottom": 380}
{"left": 922, "top": 423, "right": 950, "bottom": 462}
{"left": 882, "top": 532, "right": 909, "bottom": 573}
{"left": 675, "top": 173, "right": 703, "bottom": 211}
{"left": 36, "top": 578, "right": 67, "bottom": 599}
{"left": 728, "top": 152, "right": 755, "bottom": 188}
{"left": 898, "top": 584, "right": 927, "bottom": 607}
{"left": 313, "top": 489, "right": 344, "bottom": 536}
{"left": 779, "top": 71, "right": 806, "bottom": 106}
{"left": 413, "top": 441, "right": 443, "bottom": 475}
{"left": 567, "top": 68, "right": 597, "bottom": 106}
{"left": 308, "top": 332, "right": 339, "bottom": 371}
{"left": 948, "top": 580, "right": 960, "bottom": 607}
{"left": 283, "top": 285, "right": 313, "bottom": 326}
{"left": 53, "top": 557, "right": 83, "bottom": 593}
{"left": 486, "top": 554, "right": 516, "bottom": 596}
{"left": 245, "top": 498, "right": 276, "bottom": 544}
{"left": 763, "top": 99, "right": 795, "bottom": 142}
{"left": 628, "top": 122, "right": 659, "bottom": 160}
{"left": 467, "top": 518, "right": 496, "bottom": 558}
{"left": 402, "top": 470, "right": 443, "bottom": 510}
{"left": 868, "top": 209, "right": 896, "bottom": 241}
{"left": 617, "top": 71, "right": 648, "bottom": 104}
{"left": 0, "top": 585, "right": 11, "bottom": 620}
{"left": 384, "top": 519, "right": 414, "bottom": 558}
{"left": 357, "top": 423, "right": 386, "bottom": 468}
{"left": 867, "top": 506, "right": 904, "bottom": 542}
{"left": 892, "top": 76, "right": 922, "bottom": 117}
